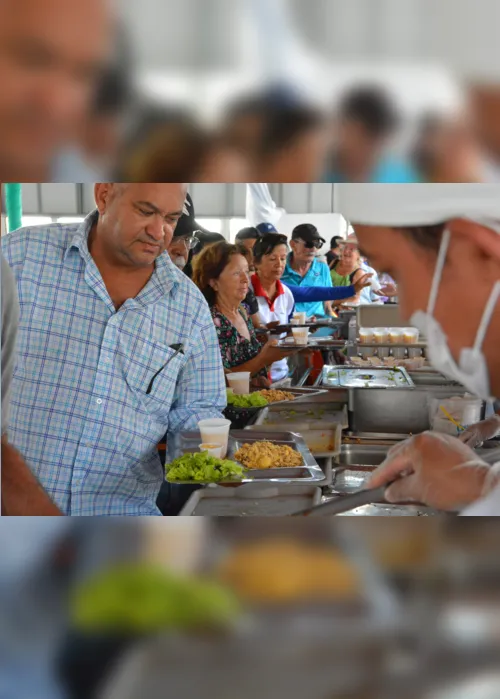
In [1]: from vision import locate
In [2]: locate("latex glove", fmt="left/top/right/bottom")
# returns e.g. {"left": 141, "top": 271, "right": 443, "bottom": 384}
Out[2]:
{"left": 458, "top": 415, "right": 500, "bottom": 449}
{"left": 365, "top": 432, "right": 495, "bottom": 512}
{"left": 379, "top": 282, "right": 398, "bottom": 298}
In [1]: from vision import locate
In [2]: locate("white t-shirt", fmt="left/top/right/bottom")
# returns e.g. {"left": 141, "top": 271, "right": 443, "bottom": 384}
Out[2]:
{"left": 250, "top": 275, "right": 295, "bottom": 382}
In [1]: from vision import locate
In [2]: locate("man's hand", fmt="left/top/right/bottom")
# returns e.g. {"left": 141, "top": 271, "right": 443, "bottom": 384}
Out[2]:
{"left": 2, "top": 438, "right": 63, "bottom": 515}
{"left": 366, "top": 432, "right": 494, "bottom": 512}
{"left": 459, "top": 415, "right": 500, "bottom": 449}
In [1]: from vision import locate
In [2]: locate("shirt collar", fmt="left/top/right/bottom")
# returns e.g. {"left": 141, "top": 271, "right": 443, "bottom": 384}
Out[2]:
{"left": 251, "top": 273, "right": 285, "bottom": 311}
{"left": 64, "top": 209, "right": 180, "bottom": 304}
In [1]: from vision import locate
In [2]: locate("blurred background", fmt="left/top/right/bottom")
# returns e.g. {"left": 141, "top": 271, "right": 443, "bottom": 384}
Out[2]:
{"left": 2, "top": 0, "right": 500, "bottom": 182}
{"left": 2, "top": 518, "right": 500, "bottom": 699}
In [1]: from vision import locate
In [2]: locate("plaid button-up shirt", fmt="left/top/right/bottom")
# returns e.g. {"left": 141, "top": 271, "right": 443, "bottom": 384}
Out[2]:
{"left": 2, "top": 212, "right": 226, "bottom": 516}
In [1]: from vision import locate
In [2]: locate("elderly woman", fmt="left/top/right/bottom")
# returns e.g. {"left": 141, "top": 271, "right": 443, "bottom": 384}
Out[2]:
{"left": 192, "top": 241, "right": 293, "bottom": 387}
{"left": 330, "top": 234, "right": 367, "bottom": 304}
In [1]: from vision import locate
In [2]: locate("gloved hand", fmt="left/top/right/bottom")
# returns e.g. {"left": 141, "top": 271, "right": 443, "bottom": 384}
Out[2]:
{"left": 458, "top": 415, "right": 500, "bottom": 449}
{"left": 366, "top": 432, "right": 495, "bottom": 512}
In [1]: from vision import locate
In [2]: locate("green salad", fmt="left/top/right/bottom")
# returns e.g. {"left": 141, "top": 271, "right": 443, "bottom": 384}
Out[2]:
{"left": 72, "top": 564, "right": 240, "bottom": 634}
{"left": 226, "top": 389, "right": 268, "bottom": 409}
{"left": 166, "top": 451, "right": 244, "bottom": 482}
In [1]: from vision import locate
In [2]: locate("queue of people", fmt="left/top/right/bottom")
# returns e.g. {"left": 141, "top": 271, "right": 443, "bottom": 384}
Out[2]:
{"left": 5, "top": 182, "right": 498, "bottom": 517}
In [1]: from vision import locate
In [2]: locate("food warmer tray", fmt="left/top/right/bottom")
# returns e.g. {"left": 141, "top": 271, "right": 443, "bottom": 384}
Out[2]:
{"left": 167, "top": 430, "right": 326, "bottom": 485}
{"left": 252, "top": 386, "right": 329, "bottom": 406}
{"left": 320, "top": 365, "right": 414, "bottom": 389}
{"left": 179, "top": 483, "right": 322, "bottom": 516}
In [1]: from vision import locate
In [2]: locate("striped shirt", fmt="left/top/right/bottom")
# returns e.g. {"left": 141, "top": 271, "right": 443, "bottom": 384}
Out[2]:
{"left": 1, "top": 212, "right": 226, "bottom": 516}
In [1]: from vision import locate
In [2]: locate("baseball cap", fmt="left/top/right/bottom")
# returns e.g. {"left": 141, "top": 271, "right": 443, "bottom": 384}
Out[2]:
{"left": 291, "top": 223, "right": 326, "bottom": 246}
{"left": 235, "top": 226, "right": 261, "bottom": 242}
{"left": 173, "top": 192, "right": 204, "bottom": 238}
{"left": 256, "top": 222, "right": 278, "bottom": 235}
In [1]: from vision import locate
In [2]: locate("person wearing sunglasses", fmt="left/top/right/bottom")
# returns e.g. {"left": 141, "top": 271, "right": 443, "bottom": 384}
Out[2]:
{"left": 280, "top": 223, "right": 335, "bottom": 319}
{"left": 166, "top": 193, "right": 205, "bottom": 271}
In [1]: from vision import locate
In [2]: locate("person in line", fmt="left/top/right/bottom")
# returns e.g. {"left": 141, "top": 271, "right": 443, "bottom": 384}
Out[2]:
{"left": 330, "top": 235, "right": 367, "bottom": 305}
{"left": 234, "top": 227, "right": 261, "bottom": 270}
{"left": 235, "top": 244, "right": 265, "bottom": 330}
{"left": 250, "top": 234, "right": 296, "bottom": 383}
{"left": 165, "top": 194, "right": 199, "bottom": 271}
{"left": 252, "top": 105, "right": 330, "bottom": 183}
{"left": 2, "top": 183, "right": 226, "bottom": 516}
{"left": 281, "top": 224, "right": 334, "bottom": 319}
{"left": 192, "top": 241, "right": 294, "bottom": 388}
{"left": 0, "top": 0, "right": 112, "bottom": 181}
{"left": 1, "top": 253, "right": 63, "bottom": 515}
{"left": 326, "top": 235, "right": 343, "bottom": 267}
{"left": 324, "top": 86, "right": 418, "bottom": 184}
{"left": 337, "top": 183, "right": 500, "bottom": 515}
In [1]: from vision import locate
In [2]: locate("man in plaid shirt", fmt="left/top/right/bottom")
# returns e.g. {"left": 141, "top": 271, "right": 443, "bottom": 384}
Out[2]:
{"left": 2, "top": 183, "right": 226, "bottom": 515}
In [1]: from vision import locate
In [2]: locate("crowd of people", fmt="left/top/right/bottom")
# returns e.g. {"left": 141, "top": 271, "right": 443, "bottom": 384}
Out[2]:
{"left": 3, "top": 0, "right": 500, "bottom": 185}
{"left": 2, "top": 183, "right": 500, "bottom": 518}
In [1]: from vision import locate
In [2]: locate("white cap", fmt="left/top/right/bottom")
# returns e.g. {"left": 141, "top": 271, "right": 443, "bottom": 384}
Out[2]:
{"left": 337, "top": 184, "right": 500, "bottom": 228}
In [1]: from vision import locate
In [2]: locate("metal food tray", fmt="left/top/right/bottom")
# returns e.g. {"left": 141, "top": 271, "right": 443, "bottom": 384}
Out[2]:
{"left": 179, "top": 483, "right": 323, "bottom": 516}
{"left": 248, "top": 403, "right": 346, "bottom": 458}
{"left": 278, "top": 337, "right": 345, "bottom": 350}
{"left": 168, "top": 430, "right": 325, "bottom": 484}
{"left": 255, "top": 386, "right": 329, "bottom": 406}
{"left": 320, "top": 365, "right": 414, "bottom": 389}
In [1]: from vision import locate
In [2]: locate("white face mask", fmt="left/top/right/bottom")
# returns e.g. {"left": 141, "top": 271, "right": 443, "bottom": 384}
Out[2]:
{"left": 410, "top": 227, "right": 500, "bottom": 400}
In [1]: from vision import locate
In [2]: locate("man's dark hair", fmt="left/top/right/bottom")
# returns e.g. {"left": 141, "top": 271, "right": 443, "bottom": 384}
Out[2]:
{"left": 258, "top": 106, "right": 324, "bottom": 159}
{"left": 330, "top": 235, "right": 343, "bottom": 249}
{"left": 235, "top": 227, "right": 260, "bottom": 243}
{"left": 339, "top": 86, "right": 399, "bottom": 138}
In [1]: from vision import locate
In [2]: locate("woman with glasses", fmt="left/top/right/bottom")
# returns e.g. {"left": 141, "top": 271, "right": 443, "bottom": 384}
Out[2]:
{"left": 192, "top": 242, "right": 294, "bottom": 388}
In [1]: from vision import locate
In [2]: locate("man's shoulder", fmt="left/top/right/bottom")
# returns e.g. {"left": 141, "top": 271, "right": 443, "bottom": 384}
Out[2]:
{"left": 2, "top": 223, "right": 78, "bottom": 256}
{"left": 167, "top": 266, "right": 211, "bottom": 314}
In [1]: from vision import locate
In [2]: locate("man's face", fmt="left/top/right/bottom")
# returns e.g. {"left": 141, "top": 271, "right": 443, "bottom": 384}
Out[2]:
{"left": 95, "top": 183, "right": 188, "bottom": 269}
{"left": 353, "top": 222, "right": 500, "bottom": 383}
{"left": 239, "top": 238, "right": 257, "bottom": 254}
{"left": 338, "top": 119, "right": 383, "bottom": 176}
{"left": 0, "top": 0, "right": 111, "bottom": 179}
{"left": 167, "top": 235, "right": 194, "bottom": 269}
{"left": 290, "top": 238, "right": 316, "bottom": 265}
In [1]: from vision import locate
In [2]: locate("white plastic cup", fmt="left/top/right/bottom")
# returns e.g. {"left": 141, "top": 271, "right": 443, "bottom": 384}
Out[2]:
{"left": 388, "top": 328, "right": 404, "bottom": 344}
{"left": 290, "top": 318, "right": 300, "bottom": 326}
{"left": 227, "top": 372, "right": 251, "bottom": 395}
{"left": 408, "top": 348, "right": 423, "bottom": 359}
{"left": 391, "top": 347, "right": 407, "bottom": 359}
{"left": 199, "top": 443, "right": 223, "bottom": 459}
{"left": 198, "top": 419, "right": 231, "bottom": 458}
{"left": 403, "top": 327, "right": 420, "bottom": 344}
{"left": 292, "top": 327, "right": 309, "bottom": 346}
{"left": 359, "top": 328, "right": 375, "bottom": 344}
{"left": 293, "top": 312, "right": 307, "bottom": 324}
{"left": 373, "top": 327, "right": 389, "bottom": 344}
{"left": 377, "top": 346, "right": 390, "bottom": 358}
{"left": 359, "top": 346, "right": 375, "bottom": 358}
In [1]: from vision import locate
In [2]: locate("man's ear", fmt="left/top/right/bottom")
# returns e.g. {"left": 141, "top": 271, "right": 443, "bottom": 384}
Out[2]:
{"left": 449, "top": 218, "right": 500, "bottom": 270}
{"left": 94, "top": 183, "right": 113, "bottom": 215}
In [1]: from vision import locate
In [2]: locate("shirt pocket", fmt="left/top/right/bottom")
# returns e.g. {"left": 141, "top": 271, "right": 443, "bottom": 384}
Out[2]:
{"left": 124, "top": 340, "right": 187, "bottom": 419}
